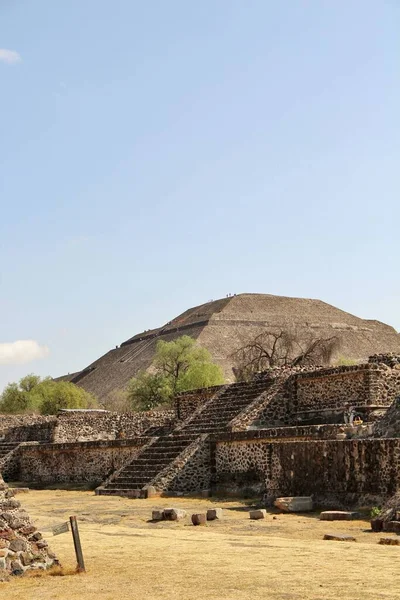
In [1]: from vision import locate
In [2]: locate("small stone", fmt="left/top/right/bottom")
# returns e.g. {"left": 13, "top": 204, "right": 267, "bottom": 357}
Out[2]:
{"left": 20, "top": 552, "right": 33, "bottom": 566}
{"left": 143, "top": 486, "right": 158, "bottom": 499}
{"left": 0, "top": 540, "right": 8, "bottom": 549}
{"left": 36, "top": 540, "right": 48, "bottom": 549}
{"left": 1, "top": 499, "right": 20, "bottom": 511}
{"left": 151, "top": 510, "right": 164, "bottom": 521}
{"left": 29, "top": 532, "right": 42, "bottom": 542}
{"left": 11, "top": 560, "right": 24, "bottom": 576}
{"left": 320, "top": 511, "right": 358, "bottom": 521}
{"left": 9, "top": 538, "right": 27, "bottom": 552}
{"left": 383, "top": 521, "right": 400, "bottom": 534}
{"left": 191, "top": 513, "right": 207, "bottom": 526}
{"left": 163, "top": 508, "right": 186, "bottom": 521}
{"left": 379, "top": 537, "right": 400, "bottom": 545}
{"left": 0, "top": 530, "right": 15, "bottom": 541}
{"left": 249, "top": 509, "right": 267, "bottom": 520}
{"left": 323, "top": 533, "right": 356, "bottom": 542}
{"left": 19, "top": 525, "right": 36, "bottom": 536}
{"left": 274, "top": 496, "right": 313, "bottom": 513}
{"left": 207, "top": 508, "right": 223, "bottom": 521}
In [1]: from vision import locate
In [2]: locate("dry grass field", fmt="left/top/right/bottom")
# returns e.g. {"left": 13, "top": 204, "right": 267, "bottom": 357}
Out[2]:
{"left": 1, "top": 489, "right": 399, "bottom": 600}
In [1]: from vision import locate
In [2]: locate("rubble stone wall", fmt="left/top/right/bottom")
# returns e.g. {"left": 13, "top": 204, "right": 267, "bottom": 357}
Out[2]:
{"left": 16, "top": 439, "right": 149, "bottom": 485}
{"left": 215, "top": 436, "right": 400, "bottom": 505}
{"left": 0, "top": 410, "right": 175, "bottom": 444}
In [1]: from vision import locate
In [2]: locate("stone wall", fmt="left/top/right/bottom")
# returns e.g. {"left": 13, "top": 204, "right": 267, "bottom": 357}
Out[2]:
{"left": 0, "top": 416, "right": 57, "bottom": 442}
{"left": 52, "top": 410, "right": 175, "bottom": 442}
{"left": 0, "top": 410, "right": 175, "bottom": 444}
{"left": 16, "top": 439, "right": 149, "bottom": 485}
{"left": 214, "top": 435, "right": 400, "bottom": 506}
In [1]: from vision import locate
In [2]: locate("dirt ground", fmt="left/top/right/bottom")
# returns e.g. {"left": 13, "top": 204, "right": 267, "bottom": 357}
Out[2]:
{"left": 1, "top": 489, "right": 399, "bottom": 600}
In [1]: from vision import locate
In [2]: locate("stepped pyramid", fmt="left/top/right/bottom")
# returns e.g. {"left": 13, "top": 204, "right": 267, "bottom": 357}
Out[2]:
{"left": 0, "top": 475, "right": 56, "bottom": 578}
{"left": 56, "top": 293, "right": 400, "bottom": 403}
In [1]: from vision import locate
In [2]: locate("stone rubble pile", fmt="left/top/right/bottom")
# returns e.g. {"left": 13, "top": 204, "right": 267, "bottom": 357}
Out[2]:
{"left": 0, "top": 474, "right": 57, "bottom": 579}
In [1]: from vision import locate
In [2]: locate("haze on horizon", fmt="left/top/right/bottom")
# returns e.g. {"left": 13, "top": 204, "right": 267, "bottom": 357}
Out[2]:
{"left": 1, "top": 1, "right": 399, "bottom": 391}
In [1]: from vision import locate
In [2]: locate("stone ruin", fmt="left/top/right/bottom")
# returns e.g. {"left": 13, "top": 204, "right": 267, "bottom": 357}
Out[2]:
{"left": 0, "top": 474, "right": 56, "bottom": 580}
{"left": 1, "top": 353, "right": 400, "bottom": 510}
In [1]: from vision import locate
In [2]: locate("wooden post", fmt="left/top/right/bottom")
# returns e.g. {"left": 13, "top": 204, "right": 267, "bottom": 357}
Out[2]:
{"left": 69, "top": 516, "right": 86, "bottom": 572}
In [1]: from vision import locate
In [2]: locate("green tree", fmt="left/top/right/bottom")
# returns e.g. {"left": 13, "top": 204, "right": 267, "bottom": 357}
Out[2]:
{"left": 127, "top": 336, "right": 224, "bottom": 411}
{"left": 0, "top": 374, "right": 97, "bottom": 415}
{"left": 126, "top": 371, "right": 171, "bottom": 411}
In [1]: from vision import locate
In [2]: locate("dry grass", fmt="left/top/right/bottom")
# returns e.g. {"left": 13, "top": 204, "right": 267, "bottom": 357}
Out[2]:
{"left": 1, "top": 489, "right": 399, "bottom": 600}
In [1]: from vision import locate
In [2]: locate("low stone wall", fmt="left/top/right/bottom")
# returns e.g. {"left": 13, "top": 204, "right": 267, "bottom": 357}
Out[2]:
{"left": 16, "top": 439, "right": 150, "bottom": 485}
{"left": 214, "top": 435, "right": 400, "bottom": 506}
{"left": 0, "top": 410, "right": 176, "bottom": 444}
{"left": 0, "top": 416, "right": 57, "bottom": 442}
{"left": 52, "top": 410, "right": 175, "bottom": 442}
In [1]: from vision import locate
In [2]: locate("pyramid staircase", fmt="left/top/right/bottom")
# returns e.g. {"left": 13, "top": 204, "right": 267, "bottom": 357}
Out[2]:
{"left": 98, "top": 378, "right": 273, "bottom": 496}
{"left": 180, "top": 379, "right": 273, "bottom": 434}
{"left": 97, "top": 434, "right": 198, "bottom": 495}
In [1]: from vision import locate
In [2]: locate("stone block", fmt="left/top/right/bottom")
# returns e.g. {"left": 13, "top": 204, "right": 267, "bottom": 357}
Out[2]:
{"left": 379, "top": 537, "right": 400, "bottom": 545}
{"left": 383, "top": 521, "right": 400, "bottom": 534}
{"left": 11, "top": 560, "right": 24, "bottom": 576}
{"left": 250, "top": 509, "right": 267, "bottom": 520}
{"left": 320, "top": 511, "right": 358, "bottom": 521}
{"left": 370, "top": 519, "right": 384, "bottom": 532}
{"left": 323, "top": 533, "right": 356, "bottom": 542}
{"left": 191, "top": 513, "right": 207, "bottom": 526}
{"left": 9, "top": 538, "right": 27, "bottom": 552}
{"left": 151, "top": 510, "right": 164, "bottom": 521}
{"left": 163, "top": 508, "right": 186, "bottom": 521}
{"left": 143, "top": 486, "right": 158, "bottom": 499}
{"left": 207, "top": 508, "right": 223, "bottom": 521}
{"left": 274, "top": 496, "right": 313, "bottom": 513}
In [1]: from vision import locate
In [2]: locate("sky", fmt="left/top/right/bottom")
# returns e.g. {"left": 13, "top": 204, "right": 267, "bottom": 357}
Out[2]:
{"left": 0, "top": 1, "right": 399, "bottom": 391}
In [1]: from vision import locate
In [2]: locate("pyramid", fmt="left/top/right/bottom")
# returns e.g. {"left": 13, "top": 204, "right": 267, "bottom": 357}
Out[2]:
{"left": 56, "top": 293, "right": 400, "bottom": 403}
{"left": 0, "top": 475, "right": 57, "bottom": 579}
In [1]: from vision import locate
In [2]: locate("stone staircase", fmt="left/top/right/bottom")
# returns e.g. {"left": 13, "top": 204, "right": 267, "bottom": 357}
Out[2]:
{"left": 97, "top": 433, "right": 198, "bottom": 495}
{"left": 180, "top": 379, "right": 273, "bottom": 434}
{"left": 0, "top": 442, "right": 20, "bottom": 461}
{"left": 97, "top": 379, "right": 273, "bottom": 496}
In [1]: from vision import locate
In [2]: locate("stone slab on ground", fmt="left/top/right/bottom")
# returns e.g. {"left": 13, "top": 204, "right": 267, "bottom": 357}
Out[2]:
{"left": 274, "top": 496, "right": 313, "bottom": 513}
{"left": 320, "top": 511, "right": 359, "bottom": 521}
{"left": 250, "top": 509, "right": 267, "bottom": 520}
{"left": 383, "top": 521, "right": 400, "bottom": 534}
{"left": 151, "top": 510, "right": 164, "bottom": 521}
{"left": 379, "top": 537, "right": 400, "bottom": 545}
{"left": 192, "top": 513, "right": 207, "bottom": 526}
{"left": 323, "top": 533, "right": 356, "bottom": 542}
{"left": 163, "top": 508, "right": 186, "bottom": 521}
{"left": 207, "top": 508, "right": 223, "bottom": 521}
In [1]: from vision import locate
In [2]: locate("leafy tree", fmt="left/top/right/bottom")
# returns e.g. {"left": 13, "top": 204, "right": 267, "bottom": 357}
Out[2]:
{"left": 126, "top": 372, "right": 171, "bottom": 411}
{"left": 0, "top": 374, "right": 97, "bottom": 415}
{"left": 127, "top": 336, "right": 225, "bottom": 411}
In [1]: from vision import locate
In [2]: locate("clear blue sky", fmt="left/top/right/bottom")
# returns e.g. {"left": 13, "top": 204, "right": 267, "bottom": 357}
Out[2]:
{"left": 1, "top": 1, "right": 399, "bottom": 391}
